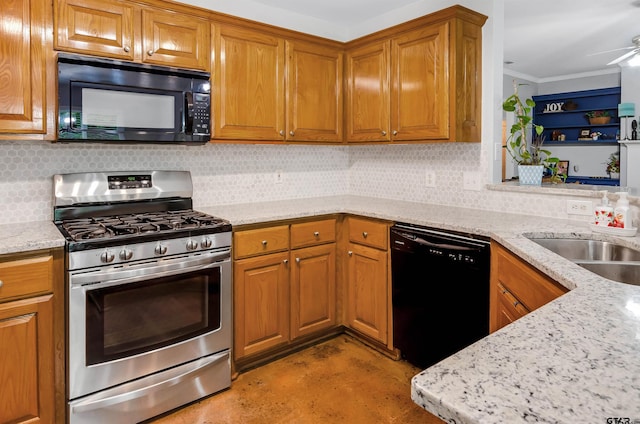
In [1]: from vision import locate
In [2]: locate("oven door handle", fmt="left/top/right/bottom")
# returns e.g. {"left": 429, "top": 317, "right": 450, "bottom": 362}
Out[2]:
{"left": 70, "top": 252, "right": 229, "bottom": 288}
{"left": 70, "top": 350, "right": 229, "bottom": 414}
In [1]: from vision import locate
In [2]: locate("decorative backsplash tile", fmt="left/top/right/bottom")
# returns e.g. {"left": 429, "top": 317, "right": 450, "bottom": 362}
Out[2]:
{"left": 0, "top": 140, "right": 569, "bottom": 225}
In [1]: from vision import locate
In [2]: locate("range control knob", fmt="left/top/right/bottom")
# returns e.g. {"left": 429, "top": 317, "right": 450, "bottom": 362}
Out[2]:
{"left": 100, "top": 250, "right": 115, "bottom": 263}
{"left": 119, "top": 248, "right": 133, "bottom": 261}
{"left": 186, "top": 240, "right": 199, "bottom": 251}
{"left": 201, "top": 237, "right": 213, "bottom": 249}
{"left": 154, "top": 244, "right": 168, "bottom": 255}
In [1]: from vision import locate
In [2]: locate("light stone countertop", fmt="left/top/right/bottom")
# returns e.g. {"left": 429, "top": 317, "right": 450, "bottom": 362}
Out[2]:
{"left": 3, "top": 195, "right": 639, "bottom": 423}
{"left": 202, "top": 195, "right": 640, "bottom": 424}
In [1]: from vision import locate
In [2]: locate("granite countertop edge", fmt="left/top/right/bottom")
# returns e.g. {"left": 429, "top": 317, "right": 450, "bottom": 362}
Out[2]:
{"left": 3, "top": 195, "right": 639, "bottom": 423}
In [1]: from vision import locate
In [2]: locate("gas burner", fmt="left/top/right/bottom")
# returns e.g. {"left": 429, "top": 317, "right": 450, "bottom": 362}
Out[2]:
{"left": 58, "top": 210, "right": 230, "bottom": 243}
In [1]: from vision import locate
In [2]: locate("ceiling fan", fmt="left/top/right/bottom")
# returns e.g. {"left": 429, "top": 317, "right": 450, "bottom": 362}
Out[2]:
{"left": 604, "top": 35, "right": 640, "bottom": 65}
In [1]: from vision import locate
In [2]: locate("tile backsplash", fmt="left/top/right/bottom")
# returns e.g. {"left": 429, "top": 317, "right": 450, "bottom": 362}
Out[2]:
{"left": 0, "top": 140, "right": 569, "bottom": 225}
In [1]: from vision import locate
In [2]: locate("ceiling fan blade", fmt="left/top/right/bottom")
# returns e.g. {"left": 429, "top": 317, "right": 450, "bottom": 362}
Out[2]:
{"left": 587, "top": 46, "right": 635, "bottom": 57}
{"left": 607, "top": 48, "right": 640, "bottom": 65}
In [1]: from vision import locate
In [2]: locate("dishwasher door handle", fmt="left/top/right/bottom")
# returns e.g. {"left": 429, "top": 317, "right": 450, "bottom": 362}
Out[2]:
{"left": 393, "top": 231, "right": 481, "bottom": 253}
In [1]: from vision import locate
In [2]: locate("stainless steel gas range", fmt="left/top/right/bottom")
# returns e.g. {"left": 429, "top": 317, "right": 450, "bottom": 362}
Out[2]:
{"left": 53, "top": 171, "right": 232, "bottom": 424}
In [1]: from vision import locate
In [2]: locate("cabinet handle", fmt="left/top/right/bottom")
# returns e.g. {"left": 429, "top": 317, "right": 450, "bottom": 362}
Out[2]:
{"left": 313, "top": 231, "right": 319, "bottom": 237}
{"left": 283, "top": 259, "right": 288, "bottom": 264}
{"left": 295, "top": 257, "right": 300, "bottom": 263}
{"left": 348, "top": 251, "right": 353, "bottom": 256}
{"left": 513, "top": 301, "right": 520, "bottom": 307}
{"left": 362, "top": 231, "right": 368, "bottom": 238}
{"left": 261, "top": 240, "right": 267, "bottom": 246}
{"left": 279, "top": 130, "right": 285, "bottom": 136}
{"left": 147, "top": 50, "right": 154, "bottom": 56}
{"left": 123, "top": 46, "right": 131, "bottom": 52}
{"left": 381, "top": 130, "right": 387, "bottom": 136}
{"left": 289, "top": 131, "right": 295, "bottom": 136}
{"left": 393, "top": 130, "right": 398, "bottom": 136}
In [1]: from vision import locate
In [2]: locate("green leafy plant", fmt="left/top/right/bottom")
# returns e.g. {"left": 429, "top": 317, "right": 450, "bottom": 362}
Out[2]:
{"left": 605, "top": 153, "right": 620, "bottom": 174}
{"left": 503, "top": 80, "right": 561, "bottom": 182}
{"left": 585, "top": 110, "right": 612, "bottom": 118}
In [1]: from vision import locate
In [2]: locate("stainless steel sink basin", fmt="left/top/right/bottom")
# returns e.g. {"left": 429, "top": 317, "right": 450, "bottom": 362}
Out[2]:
{"left": 578, "top": 262, "right": 640, "bottom": 286}
{"left": 528, "top": 238, "right": 640, "bottom": 262}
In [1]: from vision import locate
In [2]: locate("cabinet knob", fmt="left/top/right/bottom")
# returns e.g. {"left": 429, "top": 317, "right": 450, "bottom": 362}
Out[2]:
{"left": 289, "top": 131, "right": 295, "bottom": 136}
{"left": 279, "top": 130, "right": 285, "bottom": 136}
{"left": 123, "top": 46, "right": 131, "bottom": 52}
{"left": 381, "top": 130, "right": 387, "bottom": 136}
{"left": 296, "top": 257, "right": 301, "bottom": 263}
{"left": 362, "top": 231, "right": 368, "bottom": 238}
{"left": 261, "top": 240, "right": 268, "bottom": 246}
{"left": 0, "top": 280, "right": 3, "bottom": 288}
{"left": 348, "top": 251, "right": 353, "bottom": 256}
{"left": 313, "top": 231, "right": 319, "bottom": 237}
{"left": 283, "top": 259, "right": 288, "bottom": 264}
{"left": 147, "top": 50, "right": 154, "bottom": 56}
{"left": 392, "top": 130, "right": 398, "bottom": 136}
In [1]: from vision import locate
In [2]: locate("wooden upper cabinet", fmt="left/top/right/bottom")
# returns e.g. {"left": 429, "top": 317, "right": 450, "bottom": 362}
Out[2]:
{"left": 345, "top": 41, "right": 390, "bottom": 142}
{"left": 286, "top": 41, "right": 343, "bottom": 142}
{"left": 345, "top": 5, "right": 486, "bottom": 143}
{"left": 55, "top": 0, "right": 210, "bottom": 71}
{"left": 55, "top": 0, "right": 135, "bottom": 60}
{"left": 141, "top": 8, "right": 210, "bottom": 70}
{"left": 0, "top": 0, "right": 48, "bottom": 134}
{"left": 213, "top": 25, "right": 285, "bottom": 140}
{"left": 391, "top": 23, "right": 449, "bottom": 141}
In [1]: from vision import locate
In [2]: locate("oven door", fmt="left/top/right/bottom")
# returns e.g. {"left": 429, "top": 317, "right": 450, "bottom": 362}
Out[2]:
{"left": 67, "top": 248, "right": 231, "bottom": 400}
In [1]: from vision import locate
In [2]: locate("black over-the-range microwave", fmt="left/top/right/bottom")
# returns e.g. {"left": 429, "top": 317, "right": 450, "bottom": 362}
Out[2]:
{"left": 57, "top": 54, "right": 211, "bottom": 144}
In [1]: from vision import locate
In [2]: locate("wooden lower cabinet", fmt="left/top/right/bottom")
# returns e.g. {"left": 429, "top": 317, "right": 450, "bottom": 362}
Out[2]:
{"left": 233, "top": 218, "right": 338, "bottom": 365}
{"left": 290, "top": 243, "right": 336, "bottom": 339}
{"left": 490, "top": 242, "right": 569, "bottom": 333}
{"left": 233, "top": 251, "right": 290, "bottom": 359}
{"left": 344, "top": 217, "right": 390, "bottom": 345}
{"left": 0, "top": 249, "right": 62, "bottom": 424}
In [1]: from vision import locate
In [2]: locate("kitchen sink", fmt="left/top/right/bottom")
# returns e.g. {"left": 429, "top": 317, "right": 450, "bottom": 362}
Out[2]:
{"left": 528, "top": 238, "right": 640, "bottom": 262}
{"left": 528, "top": 237, "right": 640, "bottom": 286}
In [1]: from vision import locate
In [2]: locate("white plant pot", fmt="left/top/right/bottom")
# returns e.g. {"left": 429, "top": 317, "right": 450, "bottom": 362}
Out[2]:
{"left": 518, "top": 164, "right": 544, "bottom": 186}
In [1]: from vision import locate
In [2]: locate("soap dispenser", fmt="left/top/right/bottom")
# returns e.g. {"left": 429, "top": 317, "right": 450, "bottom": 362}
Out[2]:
{"left": 594, "top": 192, "right": 613, "bottom": 226}
{"left": 613, "top": 192, "right": 630, "bottom": 228}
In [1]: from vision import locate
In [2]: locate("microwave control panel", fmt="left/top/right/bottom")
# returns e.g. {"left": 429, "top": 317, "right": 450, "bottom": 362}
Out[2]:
{"left": 192, "top": 93, "right": 210, "bottom": 135}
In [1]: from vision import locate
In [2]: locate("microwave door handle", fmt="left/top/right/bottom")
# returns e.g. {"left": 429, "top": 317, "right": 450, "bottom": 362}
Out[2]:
{"left": 184, "top": 92, "right": 194, "bottom": 134}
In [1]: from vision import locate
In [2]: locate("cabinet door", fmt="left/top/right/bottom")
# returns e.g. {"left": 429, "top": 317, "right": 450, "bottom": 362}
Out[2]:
{"left": 55, "top": 0, "right": 135, "bottom": 61}
{"left": 346, "top": 243, "right": 388, "bottom": 343}
{"left": 234, "top": 252, "right": 289, "bottom": 359}
{"left": 391, "top": 23, "right": 449, "bottom": 141}
{"left": 0, "top": 0, "right": 48, "bottom": 133}
{"left": 493, "top": 283, "right": 529, "bottom": 332}
{"left": 286, "top": 41, "right": 343, "bottom": 142}
{"left": 345, "top": 41, "right": 390, "bottom": 142}
{"left": 0, "top": 295, "right": 54, "bottom": 424}
{"left": 290, "top": 244, "right": 336, "bottom": 339}
{"left": 141, "top": 8, "right": 210, "bottom": 71}
{"left": 214, "top": 25, "right": 285, "bottom": 140}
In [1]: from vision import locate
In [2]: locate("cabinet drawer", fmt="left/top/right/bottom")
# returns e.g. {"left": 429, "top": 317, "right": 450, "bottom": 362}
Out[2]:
{"left": 0, "top": 255, "right": 53, "bottom": 302}
{"left": 290, "top": 219, "right": 336, "bottom": 249}
{"left": 234, "top": 226, "right": 290, "bottom": 259}
{"left": 494, "top": 245, "right": 567, "bottom": 311}
{"left": 348, "top": 217, "right": 388, "bottom": 250}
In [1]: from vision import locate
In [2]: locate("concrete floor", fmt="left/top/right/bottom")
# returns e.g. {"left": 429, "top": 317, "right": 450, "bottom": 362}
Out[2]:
{"left": 150, "top": 334, "right": 443, "bottom": 423}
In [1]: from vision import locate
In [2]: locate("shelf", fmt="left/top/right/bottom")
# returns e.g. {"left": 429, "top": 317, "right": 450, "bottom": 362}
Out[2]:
{"left": 565, "top": 176, "right": 620, "bottom": 186}
{"left": 546, "top": 140, "right": 618, "bottom": 146}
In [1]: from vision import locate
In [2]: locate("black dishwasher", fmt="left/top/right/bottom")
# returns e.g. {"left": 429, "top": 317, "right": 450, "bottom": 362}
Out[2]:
{"left": 391, "top": 223, "right": 490, "bottom": 369}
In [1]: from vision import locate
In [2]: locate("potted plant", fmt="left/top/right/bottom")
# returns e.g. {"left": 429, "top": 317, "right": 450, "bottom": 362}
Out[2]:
{"left": 605, "top": 153, "right": 620, "bottom": 179}
{"left": 503, "top": 80, "right": 561, "bottom": 185}
{"left": 585, "top": 110, "right": 612, "bottom": 125}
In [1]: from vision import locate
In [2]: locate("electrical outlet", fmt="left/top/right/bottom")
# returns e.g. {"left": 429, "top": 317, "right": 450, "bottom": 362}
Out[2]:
{"left": 566, "top": 200, "right": 592, "bottom": 216}
{"left": 425, "top": 170, "right": 436, "bottom": 188}
{"left": 275, "top": 170, "right": 283, "bottom": 184}
{"left": 463, "top": 171, "right": 482, "bottom": 191}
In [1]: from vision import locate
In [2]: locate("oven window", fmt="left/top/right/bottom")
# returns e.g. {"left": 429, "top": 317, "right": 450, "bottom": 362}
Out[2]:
{"left": 85, "top": 268, "right": 221, "bottom": 365}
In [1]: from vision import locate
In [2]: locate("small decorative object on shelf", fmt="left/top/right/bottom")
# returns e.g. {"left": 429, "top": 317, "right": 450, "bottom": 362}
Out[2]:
{"left": 618, "top": 102, "right": 636, "bottom": 140}
{"left": 585, "top": 110, "right": 612, "bottom": 125}
{"left": 591, "top": 131, "right": 602, "bottom": 140}
{"left": 604, "top": 153, "right": 620, "bottom": 178}
{"left": 632, "top": 119, "right": 637, "bottom": 140}
{"left": 561, "top": 99, "right": 578, "bottom": 110}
